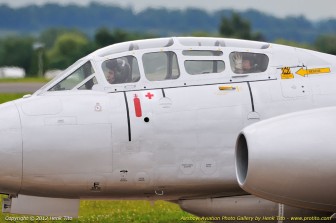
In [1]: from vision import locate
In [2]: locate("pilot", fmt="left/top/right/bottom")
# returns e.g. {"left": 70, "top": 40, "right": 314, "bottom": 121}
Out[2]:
{"left": 105, "top": 65, "right": 116, "bottom": 84}
{"left": 232, "top": 53, "right": 258, "bottom": 74}
{"left": 105, "top": 58, "right": 131, "bottom": 84}
{"left": 242, "top": 59, "right": 253, "bottom": 73}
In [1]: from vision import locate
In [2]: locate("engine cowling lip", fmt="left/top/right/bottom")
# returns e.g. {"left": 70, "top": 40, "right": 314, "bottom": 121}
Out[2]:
{"left": 235, "top": 133, "right": 249, "bottom": 186}
{"left": 234, "top": 106, "right": 336, "bottom": 212}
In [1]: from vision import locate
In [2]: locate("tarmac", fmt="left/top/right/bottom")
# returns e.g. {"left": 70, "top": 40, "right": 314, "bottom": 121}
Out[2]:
{"left": 0, "top": 82, "right": 45, "bottom": 93}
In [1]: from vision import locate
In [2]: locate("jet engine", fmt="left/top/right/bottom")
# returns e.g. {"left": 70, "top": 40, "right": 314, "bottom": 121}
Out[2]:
{"left": 235, "top": 107, "right": 336, "bottom": 212}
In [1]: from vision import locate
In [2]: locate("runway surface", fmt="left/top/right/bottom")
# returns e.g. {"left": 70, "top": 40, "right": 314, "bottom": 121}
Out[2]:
{"left": 0, "top": 82, "right": 45, "bottom": 93}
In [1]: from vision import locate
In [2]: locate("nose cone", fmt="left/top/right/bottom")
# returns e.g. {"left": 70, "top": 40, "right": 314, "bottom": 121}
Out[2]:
{"left": 0, "top": 101, "right": 22, "bottom": 194}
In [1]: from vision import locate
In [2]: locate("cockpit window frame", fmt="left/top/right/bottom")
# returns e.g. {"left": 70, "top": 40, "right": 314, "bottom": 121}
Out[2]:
{"left": 101, "top": 55, "right": 141, "bottom": 85}
{"left": 77, "top": 76, "right": 98, "bottom": 90}
{"left": 142, "top": 50, "right": 180, "bottom": 82}
{"left": 48, "top": 61, "right": 95, "bottom": 92}
{"left": 36, "top": 59, "right": 88, "bottom": 94}
{"left": 229, "top": 51, "right": 269, "bottom": 75}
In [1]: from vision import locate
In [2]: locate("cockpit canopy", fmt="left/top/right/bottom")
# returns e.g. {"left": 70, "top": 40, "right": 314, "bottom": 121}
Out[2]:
{"left": 36, "top": 37, "right": 272, "bottom": 94}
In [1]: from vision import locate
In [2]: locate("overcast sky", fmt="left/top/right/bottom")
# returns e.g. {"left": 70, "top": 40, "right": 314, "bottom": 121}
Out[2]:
{"left": 0, "top": 0, "right": 335, "bottom": 21}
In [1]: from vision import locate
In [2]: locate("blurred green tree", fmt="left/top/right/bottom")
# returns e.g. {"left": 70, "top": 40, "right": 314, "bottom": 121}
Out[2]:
{"left": 274, "top": 39, "right": 315, "bottom": 50}
{"left": 94, "top": 28, "right": 157, "bottom": 48}
{"left": 315, "top": 35, "right": 336, "bottom": 55}
{"left": 0, "top": 36, "right": 35, "bottom": 76}
{"left": 219, "top": 12, "right": 264, "bottom": 41}
{"left": 95, "top": 28, "right": 114, "bottom": 48}
{"left": 47, "top": 32, "right": 89, "bottom": 69}
{"left": 40, "top": 28, "right": 73, "bottom": 49}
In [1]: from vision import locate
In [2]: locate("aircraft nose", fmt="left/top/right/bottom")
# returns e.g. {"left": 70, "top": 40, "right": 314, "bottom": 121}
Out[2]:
{"left": 0, "top": 101, "right": 22, "bottom": 194}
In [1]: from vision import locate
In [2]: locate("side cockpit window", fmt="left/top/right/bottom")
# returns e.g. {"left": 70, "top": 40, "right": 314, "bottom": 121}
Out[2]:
{"left": 102, "top": 56, "right": 140, "bottom": 85}
{"left": 230, "top": 52, "right": 269, "bottom": 74}
{"left": 49, "top": 61, "right": 95, "bottom": 91}
{"left": 143, "top": 51, "right": 180, "bottom": 81}
{"left": 78, "top": 77, "right": 98, "bottom": 90}
{"left": 185, "top": 60, "right": 225, "bottom": 75}
{"left": 183, "top": 50, "right": 225, "bottom": 75}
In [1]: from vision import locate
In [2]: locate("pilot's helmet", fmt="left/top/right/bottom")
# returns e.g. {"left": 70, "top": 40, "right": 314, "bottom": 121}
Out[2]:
{"left": 243, "top": 53, "right": 254, "bottom": 62}
{"left": 243, "top": 54, "right": 257, "bottom": 69}
{"left": 106, "top": 59, "right": 117, "bottom": 71}
{"left": 106, "top": 58, "right": 131, "bottom": 83}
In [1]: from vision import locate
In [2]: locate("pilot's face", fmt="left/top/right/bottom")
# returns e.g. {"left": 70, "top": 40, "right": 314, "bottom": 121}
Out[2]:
{"left": 243, "top": 60, "right": 252, "bottom": 70}
{"left": 106, "top": 69, "right": 115, "bottom": 84}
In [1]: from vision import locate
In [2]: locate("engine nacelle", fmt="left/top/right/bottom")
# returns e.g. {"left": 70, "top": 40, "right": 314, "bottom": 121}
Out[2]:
{"left": 235, "top": 107, "right": 336, "bottom": 212}
{"left": 179, "top": 195, "right": 331, "bottom": 222}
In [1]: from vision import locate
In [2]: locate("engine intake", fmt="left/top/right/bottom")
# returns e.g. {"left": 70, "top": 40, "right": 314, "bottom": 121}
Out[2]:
{"left": 235, "top": 107, "right": 336, "bottom": 212}
{"left": 236, "top": 134, "right": 248, "bottom": 185}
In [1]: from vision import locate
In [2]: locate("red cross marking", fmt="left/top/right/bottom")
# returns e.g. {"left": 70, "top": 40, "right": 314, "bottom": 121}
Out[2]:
{"left": 145, "top": 92, "right": 154, "bottom": 99}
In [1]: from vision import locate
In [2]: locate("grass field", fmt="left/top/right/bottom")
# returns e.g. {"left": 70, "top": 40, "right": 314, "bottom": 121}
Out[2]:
{"left": 0, "top": 93, "right": 26, "bottom": 104}
{"left": 0, "top": 197, "right": 206, "bottom": 223}
{"left": 0, "top": 93, "right": 207, "bottom": 223}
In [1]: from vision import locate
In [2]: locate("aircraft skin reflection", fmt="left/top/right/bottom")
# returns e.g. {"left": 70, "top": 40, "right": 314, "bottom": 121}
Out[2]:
{"left": 0, "top": 37, "right": 335, "bottom": 220}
